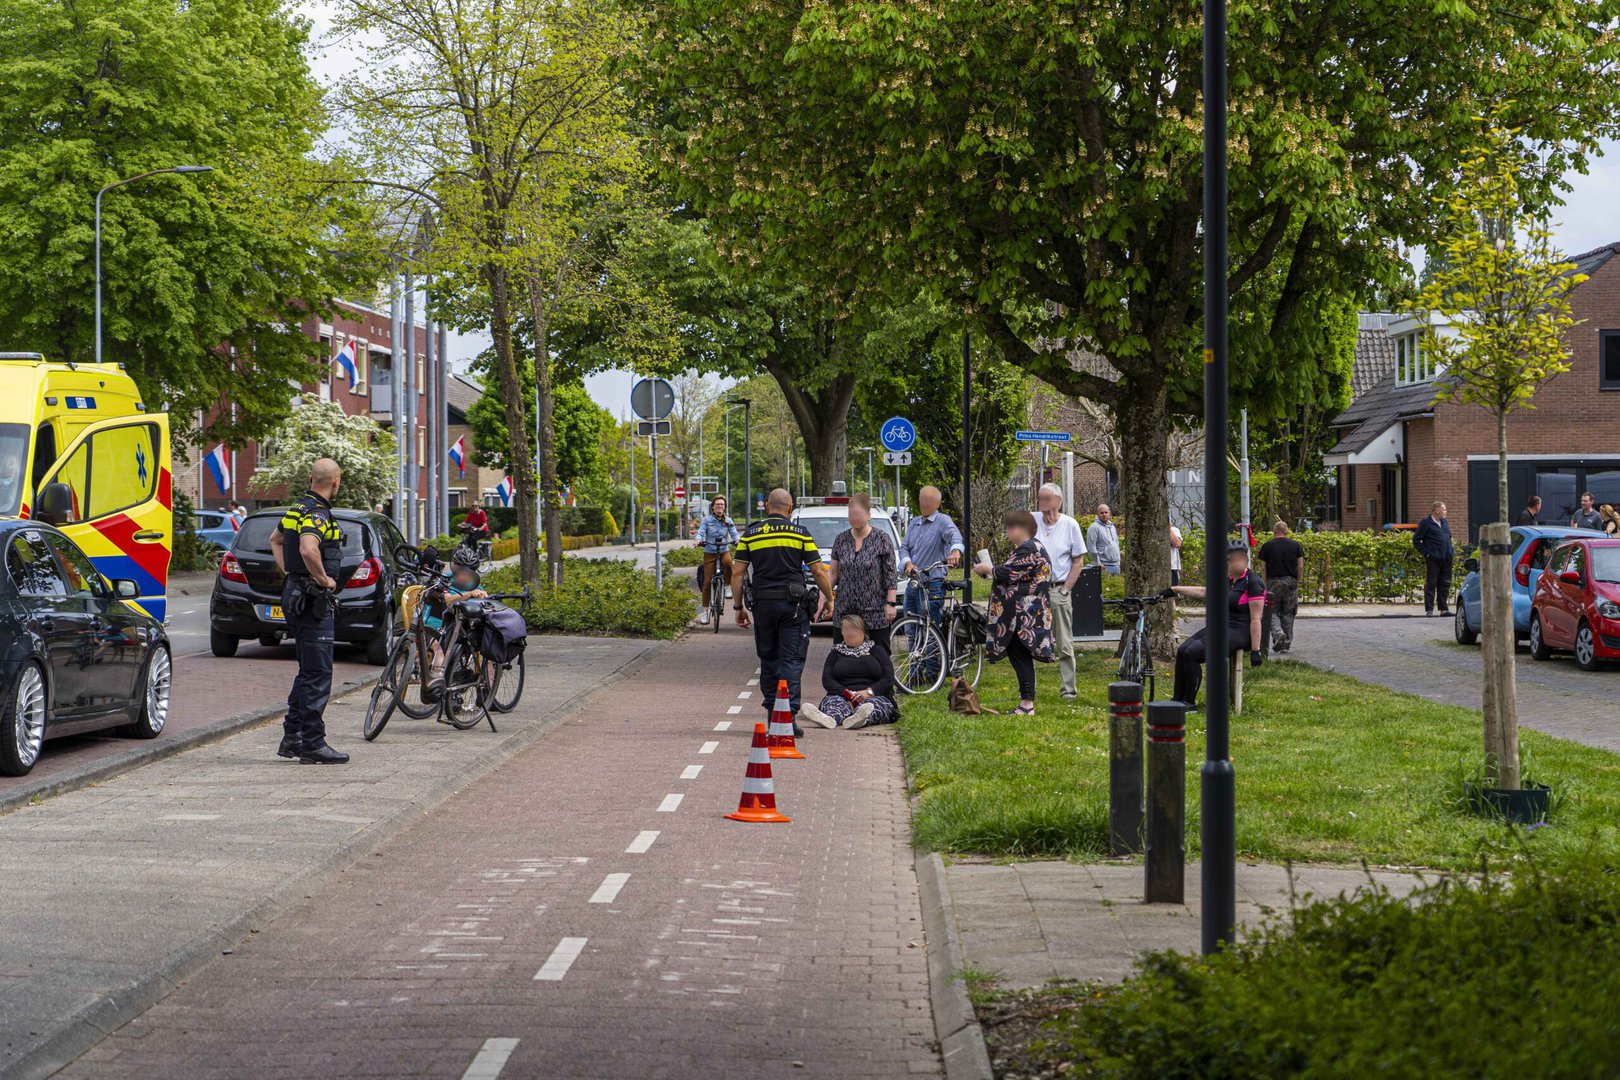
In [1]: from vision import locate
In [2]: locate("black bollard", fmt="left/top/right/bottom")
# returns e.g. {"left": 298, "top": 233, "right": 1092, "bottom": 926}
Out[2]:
{"left": 1145, "top": 699, "right": 1187, "bottom": 903}
{"left": 1107, "top": 681, "right": 1144, "bottom": 856}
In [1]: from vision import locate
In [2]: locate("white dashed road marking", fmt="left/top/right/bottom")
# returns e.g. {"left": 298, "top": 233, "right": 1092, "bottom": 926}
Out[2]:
{"left": 714, "top": 720, "right": 732, "bottom": 731}
{"left": 461, "top": 1038, "right": 519, "bottom": 1079}
{"left": 658, "top": 794, "right": 684, "bottom": 812}
{"left": 746, "top": 678, "right": 759, "bottom": 685}
{"left": 589, "top": 873, "right": 631, "bottom": 905}
{"left": 533, "top": 938, "right": 588, "bottom": 982}
{"left": 726, "top": 705, "right": 743, "bottom": 714}
{"left": 737, "top": 691, "right": 751, "bottom": 700}
{"left": 680, "top": 765, "right": 702, "bottom": 780}
{"left": 698, "top": 741, "right": 719, "bottom": 755}
{"left": 625, "top": 831, "right": 659, "bottom": 854}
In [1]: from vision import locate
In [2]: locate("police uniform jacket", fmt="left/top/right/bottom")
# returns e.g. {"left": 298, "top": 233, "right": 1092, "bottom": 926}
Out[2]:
{"left": 279, "top": 491, "right": 344, "bottom": 580}
{"left": 735, "top": 515, "right": 822, "bottom": 601}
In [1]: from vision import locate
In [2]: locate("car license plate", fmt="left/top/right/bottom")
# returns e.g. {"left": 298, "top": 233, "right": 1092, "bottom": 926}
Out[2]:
{"left": 263, "top": 605, "right": 285, "bottom": 621}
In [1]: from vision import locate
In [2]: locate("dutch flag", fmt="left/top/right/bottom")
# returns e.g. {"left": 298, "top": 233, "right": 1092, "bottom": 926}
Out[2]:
{"left": 333, "top": 339, "right": 360, "bottom": 391}
{"left": 205, "top": 444, "right": 232, "bottom": 494}
{"left": 496, "top": 475, "right": 515, "bottom": 507}
{"left": 449, "top": 434, "right": 466, "bottom": 477}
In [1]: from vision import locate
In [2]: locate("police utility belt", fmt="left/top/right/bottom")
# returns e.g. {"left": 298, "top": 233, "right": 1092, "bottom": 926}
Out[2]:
{"left": 746, "top": 581, "right": 811, "bottom": 606}
{"left": 284, "top": 574, "right": 336, "bottom": 619}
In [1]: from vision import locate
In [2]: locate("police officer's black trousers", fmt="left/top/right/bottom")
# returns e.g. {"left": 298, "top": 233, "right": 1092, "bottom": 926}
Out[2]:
{"left": 284, "top": 585, "right": 335, "bottom": 749}
{"left": 1173, "top": 625, "right": 1251, "bottom": 706}
{"left": 753, "top": 599, "right": 810, "bottom": 716}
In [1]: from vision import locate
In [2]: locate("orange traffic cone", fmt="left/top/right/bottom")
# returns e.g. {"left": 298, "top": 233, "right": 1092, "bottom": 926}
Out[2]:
{"left": 725, "top": 722, "right": 791, "bottom": 823}
{"left": 766, "top": 679, "right": 805, "bottom": 760}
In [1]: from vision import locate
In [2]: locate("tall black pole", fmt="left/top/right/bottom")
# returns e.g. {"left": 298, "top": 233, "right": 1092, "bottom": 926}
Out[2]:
{"left": 961, "top": 325, "right": 972, "bottom": 592}
{"left": 1200, "top": 0, "right": 1236, "bottom": 954}
{"left": 744, "top": 400, "right": 752, "bottom": 526}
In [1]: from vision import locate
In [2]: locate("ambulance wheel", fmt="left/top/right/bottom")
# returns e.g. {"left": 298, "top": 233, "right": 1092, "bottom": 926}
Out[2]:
{"left": 210, "top": 630, "right": 239, "bottom": 658}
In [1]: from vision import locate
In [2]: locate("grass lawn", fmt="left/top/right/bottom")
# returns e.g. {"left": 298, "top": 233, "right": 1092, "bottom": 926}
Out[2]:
{"left": 898, "top": 651, "right": 1620, "bottom": 869}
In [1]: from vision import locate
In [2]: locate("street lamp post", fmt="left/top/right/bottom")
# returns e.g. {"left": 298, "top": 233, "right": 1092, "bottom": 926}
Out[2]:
{"left": 726, "top": 397, "right": 752, "bottom": 524}
{"left": 96, "top": 166, "right": 213, "bottom": 364}
{"left": 1201, "top": 0, "right": 1236, "bottom": 954}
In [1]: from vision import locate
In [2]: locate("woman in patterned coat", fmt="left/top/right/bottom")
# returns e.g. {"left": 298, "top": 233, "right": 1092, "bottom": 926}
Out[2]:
{"left": 829, "top": 492, "right": 899, "bottom": 653}
{"left": 973, "top": 509, "right": 1055, "bottom": 715}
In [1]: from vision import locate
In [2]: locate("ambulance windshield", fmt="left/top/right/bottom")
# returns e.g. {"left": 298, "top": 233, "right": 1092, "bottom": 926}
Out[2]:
{"left": 0, "top": 424, "right": 28, "bottom": 517}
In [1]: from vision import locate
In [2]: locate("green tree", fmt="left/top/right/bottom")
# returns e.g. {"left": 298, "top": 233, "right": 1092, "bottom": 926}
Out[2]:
{"left": 1416, "top": 126, "right": 1584, "bottom": 523}
{"left": 0, "top": 0, "right": 379, "bottom": 445}
{"left": 247, "top": 395, "right": 396, "bottom": 510}
{"left": 466, "top": 372, "right": 609, "bottom": 498}
{"left": 640, "top": 0, "right": 1620, "bottom": 610}
{"left": 335, "top": 0, "right": 650, "bottom": 586}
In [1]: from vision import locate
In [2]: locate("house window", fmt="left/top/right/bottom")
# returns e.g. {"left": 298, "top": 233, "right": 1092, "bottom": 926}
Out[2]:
{"left": 1396, "top": 330, "right": 1444, "bottom": 385}
{"left": 1345, "top": 466, "right": 1356, "bottom": 515}
{"left": 1600, "top": 330, "right": 1620, "bottom": 390}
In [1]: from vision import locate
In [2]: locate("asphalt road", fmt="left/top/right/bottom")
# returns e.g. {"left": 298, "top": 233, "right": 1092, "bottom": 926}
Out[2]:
{"left": 1280, "top": 613, "right": 1620, "bottom": 752}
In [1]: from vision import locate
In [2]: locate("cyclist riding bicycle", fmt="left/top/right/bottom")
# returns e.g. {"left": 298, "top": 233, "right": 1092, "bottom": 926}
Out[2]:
{"left": 423, "top": 548, "right": 490, "bottom": 693}
{"left": 693, "top": 495, "right": 739, "bottom": 625}
{"left": 458, "top": 506, "right": 493, "bottom": 561}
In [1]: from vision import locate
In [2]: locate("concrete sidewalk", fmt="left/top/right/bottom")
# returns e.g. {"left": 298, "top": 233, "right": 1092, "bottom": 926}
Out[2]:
{"left": 941, "top": 859, "right": 1428, "bottom": 989}
{"left": 0, "top": 636, "right": 662, "bottom": 1080}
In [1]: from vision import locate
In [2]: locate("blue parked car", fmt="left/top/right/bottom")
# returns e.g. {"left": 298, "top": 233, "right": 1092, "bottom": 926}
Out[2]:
{"left": 187, "top": 510, "right": 239, "bottom": 553}
{"left": 1454, "top": 525, "right": 1589, "bottom": 645}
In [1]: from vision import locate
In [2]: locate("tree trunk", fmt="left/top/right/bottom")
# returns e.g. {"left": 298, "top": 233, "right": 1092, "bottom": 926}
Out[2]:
{"left": 1479, "top": 521, "right": 1520, "bottom": 790}
{"left": 1114, "top": 371, "right": 1176, "bottom": 659}
{"left": 526, "top": 285, "right": 563, "bottom": 586}
{"left": 484, "top": 263, "right": 539, "bottom": 588}
{"left": 765, "top": 364, "right": 856, "bottom": 497}
{"left": 1497, "top": 409, "right": 1509, "bottom": 523}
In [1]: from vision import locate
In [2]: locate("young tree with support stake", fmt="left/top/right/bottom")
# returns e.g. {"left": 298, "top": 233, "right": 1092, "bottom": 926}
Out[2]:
{"left": 1413, "top": 122, "right": 1584, "bottom": 792}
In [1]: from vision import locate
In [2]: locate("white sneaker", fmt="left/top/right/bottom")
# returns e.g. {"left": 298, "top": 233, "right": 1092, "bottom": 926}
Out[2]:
{"left": 845, "top": 703, "right": 876, "bottom": 730}
{"left": 698, "top": 609, "right": 711, "bottom": 625}
{"left": 797, "top": 702, "right": 838, "bottom": 729}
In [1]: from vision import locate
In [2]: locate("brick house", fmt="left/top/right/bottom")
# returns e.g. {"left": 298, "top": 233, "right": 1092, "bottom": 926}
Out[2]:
{"left": 1326, "top": 244, "right": 1620, "bottom": 541}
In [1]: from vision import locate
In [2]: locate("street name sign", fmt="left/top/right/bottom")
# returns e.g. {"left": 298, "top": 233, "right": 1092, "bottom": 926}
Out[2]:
{"left": 1014, "top": 430, "right": 1073, "bottom": 443}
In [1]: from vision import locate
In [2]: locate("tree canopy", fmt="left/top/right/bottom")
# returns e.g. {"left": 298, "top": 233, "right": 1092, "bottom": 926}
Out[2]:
{"left": 641, "top": 0, "right": 1620, "bottom": 598}
{"left": 248, "top": 395, "right": 396, "bottom": 510}
{"left": 0, "top": 0, "right": 379, "bottom": 444}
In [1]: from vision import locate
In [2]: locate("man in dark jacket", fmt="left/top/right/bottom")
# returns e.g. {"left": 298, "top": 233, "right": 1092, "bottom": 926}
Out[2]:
{"left": 1413, "top": 500, "right": 1455, "bottom": 617}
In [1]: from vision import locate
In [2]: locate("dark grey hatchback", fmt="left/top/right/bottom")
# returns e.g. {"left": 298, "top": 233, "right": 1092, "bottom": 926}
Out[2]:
{"left": 209, "top": 508, "right": 407, "bottom": 665}
{"left": 0, "top": 520, "right": 171, "bottom": 776}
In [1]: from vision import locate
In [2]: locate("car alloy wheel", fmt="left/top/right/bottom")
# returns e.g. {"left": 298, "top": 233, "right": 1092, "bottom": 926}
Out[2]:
{"left": 1529, "top": 615, "right": 1547, "bottom": 660}
{"left": 13, "top": 665, "right": 45, "bottom": 769}
{"left": 145, "top": 647, "right": 172, "bottom": 733}
{"left": 1576, "top": 623, "right": 1598, "bottom": 670}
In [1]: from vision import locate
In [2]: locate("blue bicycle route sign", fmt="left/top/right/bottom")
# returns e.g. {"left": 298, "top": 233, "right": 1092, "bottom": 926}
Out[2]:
{"left": 1014, "top": 430, "right": 1073, "bottom": 443}
{"left": 880, "top": 416, "right": 917, "bottom": 453}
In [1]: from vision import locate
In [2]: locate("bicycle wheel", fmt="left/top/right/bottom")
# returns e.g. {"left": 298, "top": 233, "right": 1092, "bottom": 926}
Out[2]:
{"left": 709, "top": 574, "right": 724, "bottom": 633}
{"left": 890, "top": 615, "right": 946, "bottom": 695}
{"left": 488, "top": 650, "right": 525, "bottom": 713}
{"left": 395, "top": 635, "right": 440, "bottom": 721}
{"left": 1117, "top": 626, "right": 1145, "bottom": 685}
{"left": 439, "top": 640, "right": 490, "bottom": 730}
{"left": 955, "top": 641, "right": 985, "bottom": 689}
{"left": 363, "top": 637, "right": 412, "bottom": 741}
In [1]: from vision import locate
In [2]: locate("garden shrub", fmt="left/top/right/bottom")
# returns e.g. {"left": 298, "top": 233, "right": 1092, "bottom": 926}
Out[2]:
{"left": 663, "top": 545, "right": 707, "bottom": 569}
{"left": 482, "top": 558, "right": 693, "bottom": 638}
{"left": 1040, "top": 853, "right": 1620, "bottom": 1078}
{"left": 1175, "top": 527, "right": 1474, "bottom": 603}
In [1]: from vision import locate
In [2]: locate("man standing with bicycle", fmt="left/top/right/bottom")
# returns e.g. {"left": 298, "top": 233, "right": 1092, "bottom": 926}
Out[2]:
{"left": 694, "top": 495, "right": 739, "bottom": 625}
{"left": 899, "top": 486, "right": 964, "bottom": 629}
{"left": 732, "top": 489, "right": 832, "bottom": 732}
{"left": 269, "top": 458, "right": 349, "bottom": 764}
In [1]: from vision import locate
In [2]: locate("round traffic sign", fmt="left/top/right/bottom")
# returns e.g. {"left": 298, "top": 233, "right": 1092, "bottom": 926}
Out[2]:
{"left": 673, "top": 486, "right": 686, "bottom": 500}
{"left": 880, "top": 416, "right": 916, "bottom": 453}
{"left": 630, "top": 377, "right": 675, "bottom": 421}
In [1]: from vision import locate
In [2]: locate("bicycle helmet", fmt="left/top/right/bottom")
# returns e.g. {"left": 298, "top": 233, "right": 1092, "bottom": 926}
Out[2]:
{"left": 452, "top": 546, "right": 481, "bottom": 571}
{"left": 1226, "top": 538, "right": 1250, "bottom": 556}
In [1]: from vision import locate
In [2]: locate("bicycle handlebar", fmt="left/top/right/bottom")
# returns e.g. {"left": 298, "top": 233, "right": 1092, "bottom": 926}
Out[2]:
{"left": 1102, "top": 595, "right": 1168, "bottom": 607}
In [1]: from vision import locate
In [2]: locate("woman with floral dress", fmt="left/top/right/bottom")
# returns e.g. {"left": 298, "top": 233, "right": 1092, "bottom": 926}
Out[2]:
{"left": 973, "top": 509, "right": 1055, "bottom": 715}
{"left": 829, "top": 492, "right": 899, "bottom": 653}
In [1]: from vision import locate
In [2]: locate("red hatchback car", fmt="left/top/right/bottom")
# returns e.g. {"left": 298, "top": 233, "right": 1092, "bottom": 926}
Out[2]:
{"left": 1528, "top": 537, "right": 1620, "bottom": 670}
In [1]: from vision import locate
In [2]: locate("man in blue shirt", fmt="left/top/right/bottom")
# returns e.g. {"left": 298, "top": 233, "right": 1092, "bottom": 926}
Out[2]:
{"left": 899, "top": 485, "right": 965, "bottom": 629}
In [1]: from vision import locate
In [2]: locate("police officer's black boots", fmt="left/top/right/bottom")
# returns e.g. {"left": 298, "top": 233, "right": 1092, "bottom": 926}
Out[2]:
{"left": 299, "top": 743, "right": 350, "bottom": 764}
{"left": 277, "top": 733, "right": 301, "bottom": 759}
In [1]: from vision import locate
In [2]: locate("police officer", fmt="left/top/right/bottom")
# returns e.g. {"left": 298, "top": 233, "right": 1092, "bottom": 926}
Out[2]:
{"left": 731, "top": 488, "right": 832, "bottom": 731}
{"left": 269, "top": 458, "right": 349, "bottom": 763}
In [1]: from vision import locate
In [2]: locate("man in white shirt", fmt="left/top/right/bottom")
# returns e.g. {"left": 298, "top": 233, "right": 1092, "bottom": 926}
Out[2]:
{"left": 1170, "top": 523, "right": 1183, "bottom": 586}
{"left": 1035, "top": 484, "right": 1087, "bottom": 700}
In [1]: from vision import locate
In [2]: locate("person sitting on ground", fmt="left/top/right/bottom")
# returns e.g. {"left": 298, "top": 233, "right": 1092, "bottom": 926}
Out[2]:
{"left": 1163, "top": 539, "right": 1265, "bottom": 705}
{"left": 423, "top": 549, "right": 489, "bottom": 691}
{"left": 799, "top": 614, "right": 898, "bottom": 730}
{"left": 974, "top": 509, "right": 1055, "bottom": 716}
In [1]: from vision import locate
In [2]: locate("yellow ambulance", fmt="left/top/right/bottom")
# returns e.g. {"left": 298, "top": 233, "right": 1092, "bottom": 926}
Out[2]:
{"left": 0, "top": 353, "right": 172, "bottom": 621}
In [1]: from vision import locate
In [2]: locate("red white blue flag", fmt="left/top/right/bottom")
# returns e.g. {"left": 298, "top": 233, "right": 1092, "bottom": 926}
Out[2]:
{"left": 449, "top": 434, "right": 466, "bottom": 477}
{"left": 204, "top": 444, "right": 232, "bottom": 494}
{"left": 332, "top": 339, "right": 360, "bottom": 391}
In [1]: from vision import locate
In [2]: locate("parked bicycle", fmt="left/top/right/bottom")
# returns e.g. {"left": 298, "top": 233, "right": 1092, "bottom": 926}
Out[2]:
{"left": 889, "top": 562, "right": 985, "bottom": 695}
{"left": 1104, "top": 594, "right": 1168, "bottom": 700}
{"left": 364, "top": 545, "right": 529, "bottom": 740}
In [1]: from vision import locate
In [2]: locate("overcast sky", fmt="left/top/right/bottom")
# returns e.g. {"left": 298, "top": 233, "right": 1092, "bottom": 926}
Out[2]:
{"left": 294, "top": 3, "right": 1620, "bottom": 414}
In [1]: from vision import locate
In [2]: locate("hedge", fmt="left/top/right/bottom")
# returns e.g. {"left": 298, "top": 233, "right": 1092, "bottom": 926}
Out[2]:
{"left": 1170, "top": 527, "right": 1473, "bottom": 604}
{"left": 663, "top": 545, "right": 707, "bottom": 568}
{"left": 481, "top": 558, "right": 693, "bottom": 638}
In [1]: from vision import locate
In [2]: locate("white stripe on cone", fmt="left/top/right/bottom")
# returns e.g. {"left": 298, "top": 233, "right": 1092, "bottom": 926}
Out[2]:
{"left": 742, "top": 776, "right": 776, "bottom": 794}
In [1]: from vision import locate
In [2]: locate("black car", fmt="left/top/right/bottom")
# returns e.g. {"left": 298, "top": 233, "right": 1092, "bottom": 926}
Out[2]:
{"left": 210, "top": 508, "right": 407, "bottom": 665}
{"left": 0, "top": 521, "right": 172, "bottom": 776}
